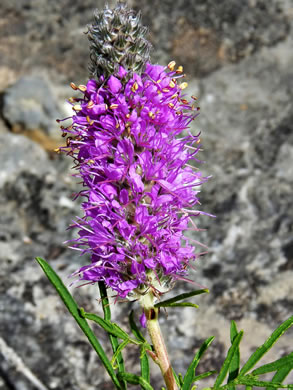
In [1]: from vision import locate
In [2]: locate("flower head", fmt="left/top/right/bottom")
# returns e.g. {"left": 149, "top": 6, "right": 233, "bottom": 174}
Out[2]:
{"left": 59, "top": 61, "right": 208, "bottom": 300}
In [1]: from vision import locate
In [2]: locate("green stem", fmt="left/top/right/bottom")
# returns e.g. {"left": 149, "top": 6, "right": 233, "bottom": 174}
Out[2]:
{"left": 98, "top": 282, "right": 127, "bottom": 390}
{"left": 143, "top": 293, "right": 178, "bottom": 390}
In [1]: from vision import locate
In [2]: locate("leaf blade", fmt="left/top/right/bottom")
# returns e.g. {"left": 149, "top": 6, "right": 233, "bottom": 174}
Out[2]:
{"left": 214, "top": 330, "right": 244, "bottom": 388}
{"left": 118, "top": 372, "right": 154, "bottom": 390}
{"left": 182, "top": 336, "right": 215, "bottom": 390}
{"left": 252, "top": 353, "right": 293, "bottom": 376}
{"left": 155, "top": 302, "right": 199, "bottom": 309}
{"left": 228, "top": 321, "right": 240, "bottom": 385}
{"left": 267, "top": 365, "right": 293, "bottom": 390}
{"left": 239, "top": 315, "right": 293, "bottom": 376}
{"left": 154, "top": 289, "right": 209, "bottom": 308}
{"left": 237, "top": 376, "right": 293, "bottom": 388}
{"left": 35, "top": 257, "right": 121, "bottom": 390}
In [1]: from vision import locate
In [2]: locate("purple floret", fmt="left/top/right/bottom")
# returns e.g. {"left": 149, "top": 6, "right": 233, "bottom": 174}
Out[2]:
{"left": 60, "top": 63, "right": 208, "bottom": 299}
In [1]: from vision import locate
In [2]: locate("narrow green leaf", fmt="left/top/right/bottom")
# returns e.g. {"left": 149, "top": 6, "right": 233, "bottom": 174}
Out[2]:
{"left": 228, "top": 321, "right": 240, "bottom": 385}
{"left": 112, "top": 323, "right": 133, "bottom": 340}
{"left": 129, "top": 311, "right": 151, "bottom": 382}
{"left": 178, "top": 373, "right": 184, "bottom": 386}
{"left": 172, "top": 369, "right": 181, "bottom": 388}
{"left": 35, "top": 257, "right": 121, "bottom": 390}
{"left": 252, "top": 353, "right": 293, "bottom": 375}
{"left": 239, "top": 315, "right": 293, "bottom": 376}
{"left": 193, "top": 371, "right": 217, "bottom": 382}
{"left": 237, "top": 376, "right": 293, "bottom": 388}
{"left": 98, "top": 282, "right": 127, "bottom": 389}
{"left": 214, "top": 331, "right": 244, "bottom": 388}
{"left": 111, "top": 339, "right": 129, "bottom": 368}
{"left": 140, "top": 350, "right": 150, "bottom": 383}
{"left": 155, "top": 302, "right": 199, "bottom": 309}
{"left": 267, "top": 365, "right": 293, "bottom": 390}
{"left": 80, "top": 309, "right": 115, "bottom": 334}
{"left": 154, "top": 289, "right": 209, "bottom": 308}
{"left": 182, "top": 336, "right": 215, "bottom": 390}
{"left": 82, "top": 310, "right": 136, "bottom": 342}
{"left": 118, "top": 372, "right": 154, "bottom": 390}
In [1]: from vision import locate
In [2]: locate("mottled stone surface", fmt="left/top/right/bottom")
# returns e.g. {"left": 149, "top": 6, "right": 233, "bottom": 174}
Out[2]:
{"left": 3, "top": 76, "right": 61, "bottom": 134}
{"left": 0, "top": 1, "right": 293, "bottom": 389}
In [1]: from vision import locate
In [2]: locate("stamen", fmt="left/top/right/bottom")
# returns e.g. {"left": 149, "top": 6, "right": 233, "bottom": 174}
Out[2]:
{"left": 169, "top": 80, "right": 176, "bottom": 88}
{"left": 167, "top": 61, "right": 176, "bottom": 71}
{"left": 73, "top": 104, "right": 82, "bottom": 112}
{"left": 179, "top": 82, "right": 188, "bottom": 90}
{"left": 78, "top": 85, "right": 87, "bottom": 92}
{"left": 131, "top": 82, "right": 138, "bottom": 92}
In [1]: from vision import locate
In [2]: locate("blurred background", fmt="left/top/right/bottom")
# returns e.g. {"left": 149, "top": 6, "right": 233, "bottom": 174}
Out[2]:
{"left": 0, "top": 0, "right": 293, "bottom": 389}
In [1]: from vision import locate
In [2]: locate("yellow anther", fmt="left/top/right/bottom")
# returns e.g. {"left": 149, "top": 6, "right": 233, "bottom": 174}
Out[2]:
{"left": 68, "top": 97, "right": 76, "bottom": 103}
{"left": 54, "top": 148, "right": 61, "bottom": 153}
{"left": 73, "top": 104, "right": 82, "bottom": 112}
{"left": 196, "top": 138, "right": 201, "bottom": 144}
{"left": 191, "top": 95, "right": 198, "bottom": 100}
{"left": 181, "top": 99, "right": 188, "bottom": 104}
{"left": 176, "top": 65, "right": 183, "bottom": 73}
{"left": 88, "top": 159, "right": 95, "bottom": 164}
{"left": 148, "top": 111, "right": 155, "bottom": 119}
{"left": 110, "top": 104, "right": 119, "bottom": 110}
{"left": 131, "top": 82, "right": 138, "bottom": 92}
{"left": 116, "top": 123, "right": 120, "bottom": 128}
{"left": 157, "top": 79, "right": 161, "bottom": 84}
{"left": 171, "top": 93, "right": 178, "bottom": 99}
{"left": 78, "top": 85, "right": 87, "bottom": 92}
{"left": 126, "top": 113, "right": 130, "bottom": 118}
{"left": 86, "top": 115, "right": 91, "bottom": 123}
{"left": 168, "top": 103, "right": 174, "bottom": 108}
{"left": 168, "top": 61, "right": 176, "bottom": 71}
{"left": 162, "top": 88, "right": 170, "bottom": 93}
{"left": 87, "top": 100, "right": 94, "bottom": 109}
{"left": 179, "top": 82, "right": 188, "bottom": 90}
{"left": 157, "top": 90, "right": 162, "bottom": 94}
{"left": 169, "top": 80, "right": 176, "bottom": 88}
{"left": 70, "top": 82, "right": 78, "bottom": 90}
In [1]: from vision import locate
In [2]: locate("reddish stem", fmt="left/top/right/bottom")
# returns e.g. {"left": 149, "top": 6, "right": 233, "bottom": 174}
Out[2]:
{"left": 145, "top": 306, "right": 178, "bottom": 390}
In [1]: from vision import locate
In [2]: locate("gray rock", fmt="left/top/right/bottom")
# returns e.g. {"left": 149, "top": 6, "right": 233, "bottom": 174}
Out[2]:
{"left": 0, "top": 132, "right": 48, "bottom": 187}
{"left": 2, "top": 76, "right": 61, "bottom": 133}
{"left": 0, "top": 0, "right": 290, "bottom": 83}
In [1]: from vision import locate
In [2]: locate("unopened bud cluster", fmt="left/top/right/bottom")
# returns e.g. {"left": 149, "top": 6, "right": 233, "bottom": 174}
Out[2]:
{"left": 87, "top": 2, "right": 152, "bottom": 80}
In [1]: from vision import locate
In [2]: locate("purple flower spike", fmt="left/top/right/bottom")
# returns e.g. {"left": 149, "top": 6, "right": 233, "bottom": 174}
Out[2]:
{"left": 60, "top": 62, "right": 208, "bottom": 300}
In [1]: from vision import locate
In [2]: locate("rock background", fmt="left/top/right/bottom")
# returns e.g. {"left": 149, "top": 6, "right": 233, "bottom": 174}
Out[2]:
{"left": 0, "top": 0, "right": 293, "bottom": 389}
